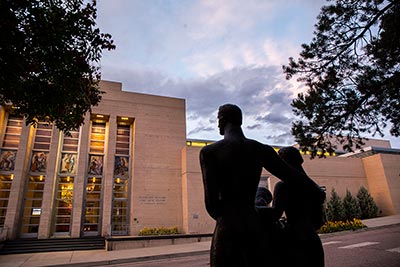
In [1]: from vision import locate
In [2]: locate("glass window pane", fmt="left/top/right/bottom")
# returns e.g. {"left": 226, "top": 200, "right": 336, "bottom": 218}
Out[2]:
{"left": 0, "top": 200, "right": 8, "bottom": 208}
{"left": 55, "top": 225, "right": 70, "bottom": 232}
{"left": 83, "top": 225, "right": 98, "bottom": 232}
{"left": 55, "top": 208, "right": 72, "bottom": 216}
{"left": 0, "top": 191, "right": 10, "bottom": 198}
{"left": 5, "top": 127, "right": 21, "bottom": 135}
{"left": 0, "top": 208, "right": 7, "bottom": 216}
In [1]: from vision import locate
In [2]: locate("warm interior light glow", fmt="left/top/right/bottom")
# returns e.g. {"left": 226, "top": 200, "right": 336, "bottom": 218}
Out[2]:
{"left": 92, "top": 177, "right": 96, "bottom": 183}
{"left": 39, "top": 175, "right": 43, "bottom": 181}
{"left": 67, "top": 176, "right": 70, "bottom": 182}
{"left": 116, "top": 177, "right": 120, "bottom": 184}
{"left": 121, "top": 117, "right": 129, "bottom": 121}
{"left": 61, "top": 184, "right": 74, "bottom": 204}
{"left": 10, "top": 174, "right": 14, "bottom": 180}
{"left": 96, "top": 115, "right": 104, "bottom": 118}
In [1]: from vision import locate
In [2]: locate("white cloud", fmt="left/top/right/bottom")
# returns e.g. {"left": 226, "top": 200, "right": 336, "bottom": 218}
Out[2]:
{"left": 263, "top": 38, "right": 303, "bottom": 67}
{"left": 185, "top": 0, "right": 274, "bottom": 41}
{"left": 103, "top": 63, "right": 299, "bottom": 146}
{"left": 99, "top": 0, "right": 388, "bottom": 147}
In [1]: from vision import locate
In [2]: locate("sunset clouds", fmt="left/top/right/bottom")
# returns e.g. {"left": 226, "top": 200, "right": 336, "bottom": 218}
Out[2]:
{"left": 96, "top": 0, "right": 400, "bottom": 148}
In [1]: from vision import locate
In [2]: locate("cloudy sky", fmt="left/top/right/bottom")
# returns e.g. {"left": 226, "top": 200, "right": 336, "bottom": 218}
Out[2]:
{"left": 95, "top": 0, "right": 400, "bottom": 148}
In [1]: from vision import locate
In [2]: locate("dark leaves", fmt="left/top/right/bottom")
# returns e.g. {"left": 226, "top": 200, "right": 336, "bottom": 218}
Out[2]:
{"left": 283, "top": 0, "right": 399, "bottom": 157}
{"left": 0, "top": 0, "right": 116, "bottom": 134}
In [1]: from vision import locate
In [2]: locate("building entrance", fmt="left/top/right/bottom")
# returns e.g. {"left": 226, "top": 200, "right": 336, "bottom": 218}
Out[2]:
{"left": 20, "top": 175, "right": 45, "bottom": 238}
{"left": 52, "top": 175, "right": 74, "bottom": 236}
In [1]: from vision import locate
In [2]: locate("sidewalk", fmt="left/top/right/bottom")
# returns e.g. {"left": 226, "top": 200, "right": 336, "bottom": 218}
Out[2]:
{"left": 1, "top": 214, "right": 400, "bottom": 267}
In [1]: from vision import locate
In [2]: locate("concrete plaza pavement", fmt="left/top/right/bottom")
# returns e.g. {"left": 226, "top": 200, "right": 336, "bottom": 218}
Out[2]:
{"left": 1, "top": 214, "right": 400, "bottom": 267}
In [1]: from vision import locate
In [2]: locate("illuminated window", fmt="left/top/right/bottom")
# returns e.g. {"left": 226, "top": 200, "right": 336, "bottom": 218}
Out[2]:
{"left": 83, "top": 119, "right": 107, "bottom": 236}
{"left": 112, "top": 119, "right": 132, "bottom": 235}
{"left": 0, "top": 175, "right": 13, "bottom": 226}
{"left": 51, "top": 128, "right": 80, "bottom": 236}
{"left": 2, "top": 115, "right": 23, "bottom": 149}
{"left": 20, "top": 175, "right": 46, "bottom": 236}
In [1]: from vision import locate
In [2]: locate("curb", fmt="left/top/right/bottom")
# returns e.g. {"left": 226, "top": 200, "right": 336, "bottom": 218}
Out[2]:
{"left": 46, "top": 250, "right": 209, "bottom": 267}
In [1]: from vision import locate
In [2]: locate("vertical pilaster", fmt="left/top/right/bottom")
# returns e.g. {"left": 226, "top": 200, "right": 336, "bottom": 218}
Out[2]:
{"left": 102, "top": 114, "right": 116, "bottom": 236}
{"left": 70, "top": 116, "right": 90, "bottom": 237}
{"left": 4, "top": 121, "right": 33, "bottom": 239}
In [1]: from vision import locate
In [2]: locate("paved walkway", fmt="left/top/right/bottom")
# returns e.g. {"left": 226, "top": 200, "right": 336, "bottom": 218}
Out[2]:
{"left": 1, "top": 214, "right": 400, "bottom": 267}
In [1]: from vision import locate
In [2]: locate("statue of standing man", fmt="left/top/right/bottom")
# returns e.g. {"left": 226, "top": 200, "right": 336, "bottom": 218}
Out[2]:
{"left": 200, "top": 104, "right": 324, "bottom": 267}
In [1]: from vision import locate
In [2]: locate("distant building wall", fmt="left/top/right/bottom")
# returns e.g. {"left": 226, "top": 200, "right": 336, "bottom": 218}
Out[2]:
{"left": 363, "top": 154, "right": 400, "bottom": 215}
{"left": 181, "top": 146, "right": 214, "bottom": 234}
{"left": 182, "top": 144, "right": 400, "bottom": 234}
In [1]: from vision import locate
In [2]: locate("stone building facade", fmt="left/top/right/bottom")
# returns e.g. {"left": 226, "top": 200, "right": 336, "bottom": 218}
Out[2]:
{"left": 0, "top": 80, "right": 399, "bottom": 240}
{"left": 182, "top": 143, "right": 400, "bottom": 234}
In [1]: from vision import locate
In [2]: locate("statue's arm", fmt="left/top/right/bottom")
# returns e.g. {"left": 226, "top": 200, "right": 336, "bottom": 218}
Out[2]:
{"left": 272, "top": 181, "right": 286, "bottom": 220}
{"left": 262, "top": 145, "right": 325, "bottom": 202}
{"left": 199, "top": 147, "right": 220, "bottom": 220}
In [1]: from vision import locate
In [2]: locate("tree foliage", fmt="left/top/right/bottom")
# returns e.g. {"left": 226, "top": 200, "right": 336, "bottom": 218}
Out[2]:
{"left": 357, "top": 186, "right": 379, "bottom": 219}
{"left": 0, "top": 0, "right": 115, "bottom": 133}
{"left": 283, "top": 0, "right": 399, "bottom": 158}
{"left": 343, "top": 189, "right": 362, "bottom": 220}
{"left": 326, "top": 188, "right": 346, "bottom": 221}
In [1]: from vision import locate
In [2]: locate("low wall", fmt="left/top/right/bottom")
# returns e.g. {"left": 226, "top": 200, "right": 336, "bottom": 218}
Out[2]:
{"left": 105, "top": 233, "right": 213, "bottom": 251}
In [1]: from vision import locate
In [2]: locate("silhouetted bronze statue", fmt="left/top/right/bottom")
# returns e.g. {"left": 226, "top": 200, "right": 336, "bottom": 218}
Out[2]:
{"left": 273, "top": 146, "right": 325, "bottom": 267}
{"left": 200, "top": 104, "right": 325, "bottom": 267}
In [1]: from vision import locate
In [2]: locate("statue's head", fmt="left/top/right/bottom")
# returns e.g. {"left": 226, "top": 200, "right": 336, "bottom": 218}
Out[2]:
{"left": 278, "top": 146, "right": 304, "bottom": 172}
{"left": 217, "top": 104, "right": 242, "bottom": 135}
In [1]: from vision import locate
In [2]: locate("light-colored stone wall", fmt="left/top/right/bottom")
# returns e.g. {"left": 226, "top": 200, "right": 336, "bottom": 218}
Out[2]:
{"left": 182, "top": 144, "right": 399, "bottom": 234}
{"left": 363, "top": 154, "right": 400, "bottom": 215}
{"left": 181, "top": 146, "right": 214, "bottom": 234}
{"left": 253, "top": 155, "right": 368, "bottom": 203}
{"left": 94, "top": 81, "right": 187, "bottom": 235}
{"left": 381, "top": 154, "right": 400, "bottom": 214}
{"left": 303, "top": 156, "right": 367, "bottom": 197}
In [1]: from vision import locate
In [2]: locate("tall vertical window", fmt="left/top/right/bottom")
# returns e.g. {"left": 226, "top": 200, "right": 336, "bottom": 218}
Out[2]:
{"left": 20, "top": 175, "right": 45, "bottom": 237}
{"left": 0, "top": 174, "right": 13, "bottom": 227}
{"left": 83, "top": 116, "right": 107, "bottom": 236}
{"left": 0, "top": 114, "right": 23, "bottom": 227}
{"left": 1, "top": 115, "right": 23, "bottom": 150}
{"left": 112, "top": 117, "right": 132, "bottom": 235}
{"left": 52, "top": 129, "right": 80, "bottom": 236}
{"left": 21, "top": 123, "right": 52, "bottom": 237}
{"left": 53, "top": 175, "right": 74, "bottom": 235}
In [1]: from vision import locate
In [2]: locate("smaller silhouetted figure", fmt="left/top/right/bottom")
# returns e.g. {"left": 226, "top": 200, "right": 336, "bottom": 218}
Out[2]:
{"left": 255, "top": 186, "right": 291, "bottom": 266}
{"left": 255, "top": 187, "right": 273, "bottom": 208}
{"left": 273, "top": 146, "right": 325, "bottom": 267}
{"left": 255, "top": 186, "right": 276, "bottom": 234}
{"left": 254, "top": 186, "right": 283, "bottom": 266}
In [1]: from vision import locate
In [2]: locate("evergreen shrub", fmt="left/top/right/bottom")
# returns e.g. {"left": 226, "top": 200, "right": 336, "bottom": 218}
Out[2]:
{"left": 343, "top": 189, "right": 362, "bottom": 221}
{"left": 326, "top": 188, "right": 345, "bottom": 221}
{"left": 357, "top": 186, "right": 379, "bottom": 219}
